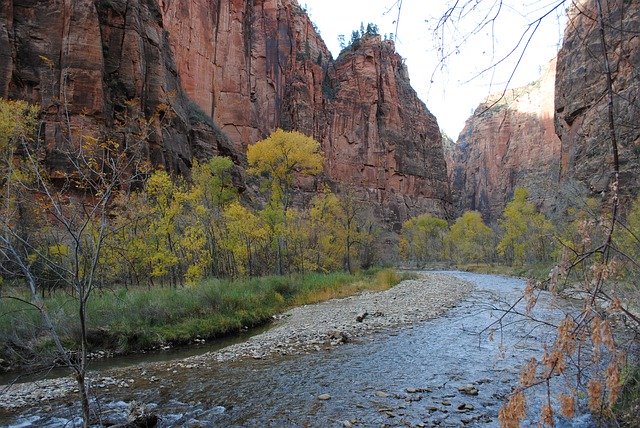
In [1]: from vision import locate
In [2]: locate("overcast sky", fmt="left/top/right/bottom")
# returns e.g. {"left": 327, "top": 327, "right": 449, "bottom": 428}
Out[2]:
{"left": 302, "top": 0, "right": 567, "bottom": 138}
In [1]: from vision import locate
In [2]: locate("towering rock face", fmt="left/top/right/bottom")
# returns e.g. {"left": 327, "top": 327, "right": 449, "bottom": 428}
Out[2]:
{"left": 555, "top": 0, "right": 640, "bottom": 202}
{"left": 0, "top": 0, "right": 450, "bottom": 228}
{"left": 160, "top": 0, "right": 450, "bottom": 226}
{"left": 158, "top": 0, "right": 331, "bottom": 148}
{"left": 0, "top": 0, "right": 240, "bottom": 177}
{"left": 326, "top": 37, "right": 450, "bottom": 226}
{"left": 449, "top": 60, "right": 562, "bottom": 222}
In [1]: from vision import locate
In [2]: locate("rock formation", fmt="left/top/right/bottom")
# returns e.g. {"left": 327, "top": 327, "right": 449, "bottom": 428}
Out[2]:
{"left": 555, "top": 0, "right": 640, "bottom": 204}
{"left": 0, "top": 0, "right": 240, "bottom": 178}
{"left": 0, "top": 0, "right": 450, "bottom": 229}
{"left": 449, "top": 60, "right": 562, "bottom": 222}
{"left": 326, "top": 37, "right": 450, "bottom": 227}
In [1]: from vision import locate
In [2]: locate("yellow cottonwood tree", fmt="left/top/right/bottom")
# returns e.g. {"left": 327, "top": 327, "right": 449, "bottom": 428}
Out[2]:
{"left": 189, "top": 157, "right": 237, "bottom": 277}
{"left": 308, "top": 188, "right": 372, "bottom": 273}
{"left": 223, "top": 201, "right": 268, "bottom": 276}
{"left": 308, "top": 190, "right": 342, "bottom": 271}
{"left": 143, "top": 170, "right": 181, "bottom": 285}
{"left": 446, "top": 211, "right": 493, "bottom": 264}
{"left": 400, "top": 213, "right": 448, "bottom": 267}
{"left": 497, "top": 188, "right": 555, "bottom": 266}
{"left": 247, "top": 129, "right": 323, "bottom": 211}
{"left": 247, "top": 129, "right": 323, "bottom": 274}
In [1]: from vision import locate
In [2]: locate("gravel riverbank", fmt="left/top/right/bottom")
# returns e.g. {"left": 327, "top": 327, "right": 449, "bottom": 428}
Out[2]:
{"left": 0, "top": 272, "right": 473, "bottom": 411}
{"left": 186, "top": 272, "right": 473, "bottom": 363}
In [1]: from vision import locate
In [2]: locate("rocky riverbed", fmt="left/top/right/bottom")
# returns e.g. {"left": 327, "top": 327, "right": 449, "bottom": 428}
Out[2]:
{"left": 0, "top": 272, "right": 472, "bottom": 412}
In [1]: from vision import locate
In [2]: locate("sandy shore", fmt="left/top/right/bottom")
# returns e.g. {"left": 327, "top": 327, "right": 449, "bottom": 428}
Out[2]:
{"left": 0, "top": 272, "right": 473, "bottom": 410}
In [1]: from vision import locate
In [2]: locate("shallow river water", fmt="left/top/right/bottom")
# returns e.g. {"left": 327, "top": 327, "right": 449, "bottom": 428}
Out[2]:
{"left": 3, "top": 272, "right": 598, "bottom": 427}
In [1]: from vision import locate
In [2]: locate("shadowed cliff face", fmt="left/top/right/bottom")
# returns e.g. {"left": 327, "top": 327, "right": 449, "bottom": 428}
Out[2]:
{"left": 450, "top": 0, "right": 640, "bottom": 222}
{"left": 0, "top": 0, "right": 241, "bottom": 179}
{"left": 449, "top": 60, "right": 562, "bottom": 223}
{"left": 555, "top": 0, "right": 640, "bottom": 202}
{"left": 0, "top": 0, "right": 450, "bottom": 228}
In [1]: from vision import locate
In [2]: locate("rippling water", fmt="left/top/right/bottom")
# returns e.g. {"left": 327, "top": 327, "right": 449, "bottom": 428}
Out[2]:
{"left": 3, "top": 272, "right": 600, "bottom": 427}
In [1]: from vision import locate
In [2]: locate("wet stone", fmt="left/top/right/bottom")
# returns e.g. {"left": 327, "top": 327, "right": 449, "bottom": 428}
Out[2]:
{"left": 458, "top": 384, "right": 479, "bottom": 396}
{"left": 457, "top": 403, "right": 475, "bottom": 412}
{"left": 318, "top": 394, "right": 331, "bottom": 401}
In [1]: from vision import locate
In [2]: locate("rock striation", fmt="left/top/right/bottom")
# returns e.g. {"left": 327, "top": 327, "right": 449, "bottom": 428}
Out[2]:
{"left": 0, "top": 0, "right": 240, "bottom": 178}
{"left": 0, "top": 0, "right": 451, "bottom": 228}
{"left": 326, "top": 37, "right": 450, "bottom": 226}
{"left": 555, "top": 0, "right": 640, "bottom": 203}
{"left": 449, "top": 60, "right": 562, "bottom": 222}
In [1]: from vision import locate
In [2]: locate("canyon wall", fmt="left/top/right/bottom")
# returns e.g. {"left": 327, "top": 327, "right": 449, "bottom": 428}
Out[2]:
{"left": 449, "top": 60, "right": 562, "bottom": 222}
{"left": 326, "top": 37, "right": 450, "bottom": 226}
{"left": 0, "top": 0, "right": 240, "bottom": 178}
{"left": 0, "top": 0, "right": 450, "bottom": 228}
{"left": 555, "top": 0, "right": 640, "bottom": 204}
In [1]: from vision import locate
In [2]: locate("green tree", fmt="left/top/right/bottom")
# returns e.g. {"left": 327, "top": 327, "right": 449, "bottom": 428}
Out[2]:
{"left": 497, "top": 188, "right": 555, "bottom": 266}
{"left": 446, "top": 211, "right": 493, "bottom": 264}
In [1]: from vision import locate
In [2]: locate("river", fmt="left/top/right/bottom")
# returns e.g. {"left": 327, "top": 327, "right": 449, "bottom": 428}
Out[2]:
{"left": 2, "top": 272, "right": 598, "bottom": 427}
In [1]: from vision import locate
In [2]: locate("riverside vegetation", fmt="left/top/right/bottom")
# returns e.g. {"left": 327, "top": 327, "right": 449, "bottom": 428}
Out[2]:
{"left": 0, "top": 97, "right": 399, "bottom": 424}
{"left": 0, "top": 98, "right": 397, "bottom": 362}
{"left": 0, "top": 269, "right": 407, "bottom": 364}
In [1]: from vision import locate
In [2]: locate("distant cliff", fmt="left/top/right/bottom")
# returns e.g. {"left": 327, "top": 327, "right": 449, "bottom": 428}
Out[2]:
{"left": 449, "top": 0, "right": 640, "bottom": 221}
{"left": 449, "top": 60, "right": 561, "bottom": 222}
{"left": 0, "top": 0, "right": 451, "bottom": 229}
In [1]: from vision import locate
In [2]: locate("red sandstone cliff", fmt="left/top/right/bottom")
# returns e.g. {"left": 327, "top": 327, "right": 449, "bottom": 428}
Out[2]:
{"left": 449, "top": 60, "right": 562, "bottom": 222}
{"left": 0, "top": 0, "right": 450, "bottom": 228}
{"left": 0, "top": 0, "right": 241, "bottom": 179}
{"left": 555, "top": 0, "right": 640, "bottom": 202}
{"left": 326, "top": 37, "right": 450, "bottom": 226}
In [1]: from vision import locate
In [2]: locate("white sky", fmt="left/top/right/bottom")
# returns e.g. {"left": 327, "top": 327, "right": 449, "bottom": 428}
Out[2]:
{"left": 302, "top": 0, "right": 567, "bottom": 138}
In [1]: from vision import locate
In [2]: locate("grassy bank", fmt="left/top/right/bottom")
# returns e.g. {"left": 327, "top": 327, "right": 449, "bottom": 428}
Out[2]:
{"left": 0, "top": 268, "right": 411, "bottom": 367}
{"left": 454, "top": 263, "right": 554, "bottom": 281}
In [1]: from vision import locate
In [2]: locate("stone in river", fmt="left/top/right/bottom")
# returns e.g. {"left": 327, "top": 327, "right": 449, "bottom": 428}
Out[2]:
{"left": 458, "top": 384, "right": 479, "bottom": 396}
{"left": 318, "top": 393, "right": 331, "bottom": 400}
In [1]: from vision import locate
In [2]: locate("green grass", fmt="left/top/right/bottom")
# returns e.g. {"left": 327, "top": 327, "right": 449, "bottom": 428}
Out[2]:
{"left": 455, "top": 262, "right": 555, "bottom": 281}
{"left": 0, "top": 268, "right": 408, "bottom": 366}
